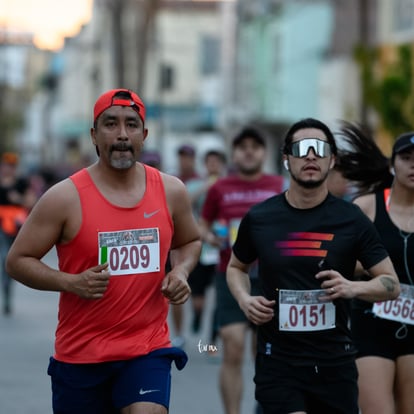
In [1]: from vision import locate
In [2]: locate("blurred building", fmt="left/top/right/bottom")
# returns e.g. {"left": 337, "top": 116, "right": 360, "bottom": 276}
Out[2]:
{"left": 374, "top": 0, "right": 414, "bottom": 153}
{"left": 226, "top": 0, "right": 380, "bottom": 170}
{"left": 40, "top": 0, "right": 226, "bottom": 174}
{"left": 10, "top": 0, "right": 414, "bottom": 173}
{"left": 0, "top": 29, "right": 47, "bottom": 160}
{"left": 378, "top": 0, "right": 414, "bottom": 44}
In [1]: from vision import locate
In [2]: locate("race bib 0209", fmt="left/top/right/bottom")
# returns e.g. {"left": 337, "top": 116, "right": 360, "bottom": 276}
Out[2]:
{"left": 279, "top": 289, "right": 336, "bottom": 331}
{"left": 98, "top": 228, "right": 160, "bottom": 276}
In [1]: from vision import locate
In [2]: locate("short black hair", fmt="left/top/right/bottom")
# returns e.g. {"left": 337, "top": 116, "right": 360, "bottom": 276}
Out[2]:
{"left": 204, "top": 149, "right": 227, "bottom": 164}
{"left": 232, "top": 126, "right": 266, "bottom": 148}
{"left": 282, "top": 118, "right": 337, "bottom": 156}
{"left": 177, "top": 145, "right": 196, "bottom": 156}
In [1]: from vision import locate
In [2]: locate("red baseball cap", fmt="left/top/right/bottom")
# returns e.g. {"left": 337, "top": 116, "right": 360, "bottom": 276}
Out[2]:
{"left": 93, "top": 89, "right": 146, "bottom": 123}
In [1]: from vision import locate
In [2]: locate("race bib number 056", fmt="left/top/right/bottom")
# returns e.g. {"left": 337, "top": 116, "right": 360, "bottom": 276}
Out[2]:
{"left": 98, "top": 228, "right": 160, "bottom": 276}
{"left": 279, "top": 289, "right": 335, "bottom": 331}
{"left": 373, "top": 283, "right": 414, "bottom": 325}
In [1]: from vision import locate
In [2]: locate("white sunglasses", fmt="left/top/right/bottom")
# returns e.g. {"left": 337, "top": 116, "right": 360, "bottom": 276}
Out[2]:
{"left": 288, "top": 138, "right": 332, "bottom": 158}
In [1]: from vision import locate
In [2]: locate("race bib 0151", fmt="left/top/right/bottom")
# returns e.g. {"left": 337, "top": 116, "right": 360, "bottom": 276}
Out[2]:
{"left": 279, "top": 289, "right": 336, "bottom": 332}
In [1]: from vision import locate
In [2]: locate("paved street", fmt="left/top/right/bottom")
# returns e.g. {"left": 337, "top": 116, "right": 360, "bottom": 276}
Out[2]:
{"left": 0, "top": 248, "right": 256, "bottom": 413}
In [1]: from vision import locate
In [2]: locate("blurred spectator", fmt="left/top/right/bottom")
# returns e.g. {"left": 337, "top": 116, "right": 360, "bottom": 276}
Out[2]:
{"left": 0, "top": 152, "right": 37, "bottom": 315}
{"left": 186, "top": 149, "right": 228, "bottom": 344}
{"left": 177, "top": 144, "right": 199, "bottom": 183}
{"left": 327, "top": 168, "right": 353, "bottom": 200}
{"left": 139, "top": 150, "right": 162, "bottom": 170}
{"left": 199, "top": 126, "right": 285, "bottom": 414}
{"left": 170, "top": 144, "right": 200, "bottom": 348}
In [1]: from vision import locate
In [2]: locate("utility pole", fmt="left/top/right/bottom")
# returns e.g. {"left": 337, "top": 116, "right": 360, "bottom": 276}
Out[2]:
{"left": 105, "top": 0, "right": 126, "bottom": 86}
{"left": 359, "top": 0, "right": 369, "bottom": 125}
{"left": 136, "top": 0, "right": 161, "bottom": 92}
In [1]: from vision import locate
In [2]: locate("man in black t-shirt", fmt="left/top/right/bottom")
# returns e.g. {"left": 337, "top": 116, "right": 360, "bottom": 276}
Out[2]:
{"left": 226, "top": 118, "right": 400, "bottom": 414}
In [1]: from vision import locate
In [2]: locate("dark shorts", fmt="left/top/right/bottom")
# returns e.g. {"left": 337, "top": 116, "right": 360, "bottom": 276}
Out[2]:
{"left": 215, "top": 272, "right": 261, "bottom": 328}
{"left": 47, "top": 347, "right": 187, "bottom": 414}
{"left": 254, "top": 354, "right": 359, "bottom": 414}
{"left": 188, "top": 262, "right": 216, "bottom": 296}
{"left": 351, "top": 307, "right": 414, "bottom": 360}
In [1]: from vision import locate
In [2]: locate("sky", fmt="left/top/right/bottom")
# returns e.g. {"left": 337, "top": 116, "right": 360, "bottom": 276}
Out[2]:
{"left": 0, "top": 0, "right": 229, "bottom": 50}
{"left": 0, "top": 0, "right": 93, "bottom": 50}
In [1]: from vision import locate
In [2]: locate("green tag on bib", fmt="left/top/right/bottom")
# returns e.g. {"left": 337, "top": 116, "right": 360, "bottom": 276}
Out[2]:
{"left": 100, "top": 246, "right": 107, "bottom": 264}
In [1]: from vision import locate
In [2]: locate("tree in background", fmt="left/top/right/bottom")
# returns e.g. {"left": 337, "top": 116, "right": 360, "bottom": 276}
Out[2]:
{"left": 0, "top": 84, "right": 25, "bottom": 154}
{"left": 105, "top": 0, "right": 161, "bottom": 91}
{"left": 136, "top": 0, "right": 161, "bottom": 91}
{"left": 355, "top": 43, "right": 414, "bottom": 140}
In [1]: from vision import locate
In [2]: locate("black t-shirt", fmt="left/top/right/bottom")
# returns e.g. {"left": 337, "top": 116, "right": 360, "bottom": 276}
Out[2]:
{"left": 233, "top": 192, "right": 389, "bottom": 366}
{"left": 0, "top": 177, "right": 29, "bottom": 205}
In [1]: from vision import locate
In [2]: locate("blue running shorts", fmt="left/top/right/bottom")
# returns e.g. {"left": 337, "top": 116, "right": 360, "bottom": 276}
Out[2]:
{"left": 47, "top": 347, "right": 187, "bottom": 414}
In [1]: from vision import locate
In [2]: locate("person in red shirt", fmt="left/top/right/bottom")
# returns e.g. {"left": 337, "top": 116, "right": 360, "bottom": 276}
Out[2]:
{"left": 6, "top": 89, "right": 201, "bottom": 414}
{"left": 200, "top": 126, "right": 284, "bottom": 414}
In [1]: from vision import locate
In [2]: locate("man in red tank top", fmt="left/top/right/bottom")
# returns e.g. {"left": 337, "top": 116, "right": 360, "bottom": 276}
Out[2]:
{"left": 6, "top": 89, "right": 201, "bottom": 414}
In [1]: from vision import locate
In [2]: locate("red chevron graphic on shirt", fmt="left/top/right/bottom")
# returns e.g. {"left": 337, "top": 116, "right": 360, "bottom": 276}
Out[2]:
{"left": 276, "top": 232, "right": 334, "bottom": 257}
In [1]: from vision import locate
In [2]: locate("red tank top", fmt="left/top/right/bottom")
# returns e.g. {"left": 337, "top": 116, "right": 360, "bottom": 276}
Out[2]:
{"left": 54, "top": 166, "right": 173, "bottom": 363}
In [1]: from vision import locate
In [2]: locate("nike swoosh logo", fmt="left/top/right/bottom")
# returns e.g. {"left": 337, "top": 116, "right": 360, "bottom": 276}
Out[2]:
{"left": 139, "top": 388, "right": 160, "bottom": 395}
{"left": 144, "top": 209, "right": 160, "bottom": 219}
